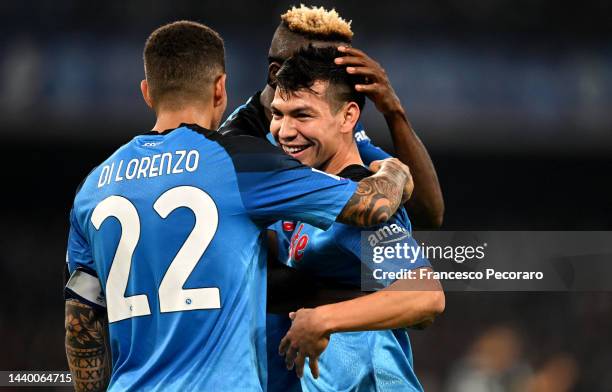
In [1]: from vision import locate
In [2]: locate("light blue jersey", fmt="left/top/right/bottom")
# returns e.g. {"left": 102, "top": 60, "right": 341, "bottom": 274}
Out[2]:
{"left": 65, "top": 124, "right": 358, "bottom": 391}
{"left": 268, "top": 165, "right": 429, "bottom": 392}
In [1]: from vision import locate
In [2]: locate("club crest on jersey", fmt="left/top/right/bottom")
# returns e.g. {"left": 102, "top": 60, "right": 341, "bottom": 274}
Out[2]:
{"left": 282, "top": 221, "right": 295, "bottom": 231}
{"left": 289, "top": 223, "right": 309, "bottom": 262}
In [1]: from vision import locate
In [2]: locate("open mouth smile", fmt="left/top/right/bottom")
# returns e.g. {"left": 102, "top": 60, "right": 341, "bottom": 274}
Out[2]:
{"left": 281, "top": 143, "right": 313, "bottom": 156}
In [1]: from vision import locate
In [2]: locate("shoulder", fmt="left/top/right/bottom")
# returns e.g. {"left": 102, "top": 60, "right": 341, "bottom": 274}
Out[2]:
{"left": 211, "top": 132, "right": 304, "bottom": 173}
{"left": 73, "top": 137, "right": 137, "bottom": 199}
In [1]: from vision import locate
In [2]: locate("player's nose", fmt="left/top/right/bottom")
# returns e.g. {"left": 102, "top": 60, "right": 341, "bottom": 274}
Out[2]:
{"left": 278, "top": 118, "right": 298, "bottom": 141}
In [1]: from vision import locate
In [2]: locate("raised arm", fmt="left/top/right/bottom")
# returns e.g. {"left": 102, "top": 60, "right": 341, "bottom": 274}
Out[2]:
{"left": 336, "top": 46, "right": 445, "bottom": 228}
{"left": 65, "top": 299, "right": 111, "bottom": 392}
{"left": 336, "top": 158, "right": 413, "bottom": 227}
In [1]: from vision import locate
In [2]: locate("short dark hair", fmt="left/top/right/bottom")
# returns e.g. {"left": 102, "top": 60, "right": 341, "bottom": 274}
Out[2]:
{"left": 144, "top": 21, "right": 225, "bottom": 108}
{"left": 275, "top": 45, "right": 365, "bottom": 112}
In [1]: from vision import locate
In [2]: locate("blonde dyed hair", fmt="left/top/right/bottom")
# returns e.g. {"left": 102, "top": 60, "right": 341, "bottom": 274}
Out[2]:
{"left": 281, "top": 4, "right": 353, "bottom": 41}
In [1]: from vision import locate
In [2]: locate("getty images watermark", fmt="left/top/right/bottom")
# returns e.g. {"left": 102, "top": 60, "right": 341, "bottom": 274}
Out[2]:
{"left": 360, "top": 226, "right": 612, "bottom": 291}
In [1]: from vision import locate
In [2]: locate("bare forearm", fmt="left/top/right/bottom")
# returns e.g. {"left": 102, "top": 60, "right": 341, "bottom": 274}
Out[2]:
{"left": 314, "top": 276, "right": 445, "bottom": 333}
{"left": 384, "top": 108, "right": 444, "bottom": 228}
{"left": 65, "top": 299, "right": 111, "bottom": 392}
{"left": 337, "top": 160, "right": 407, "bottom": 226}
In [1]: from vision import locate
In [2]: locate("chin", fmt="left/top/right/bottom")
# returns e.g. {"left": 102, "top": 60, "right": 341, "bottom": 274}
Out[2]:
{"left": 296, "top": 156, "right": 311, "bottom": 166}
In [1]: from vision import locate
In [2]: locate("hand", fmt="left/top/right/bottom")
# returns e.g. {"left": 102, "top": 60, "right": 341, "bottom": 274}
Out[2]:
{"left": 369, "top": 158, "right": 414, "bottom": 204}
{"left": 278, "top": 308, "right": 330, "bottom": 378}
{"left": 335, "top": 46, "right": 402, "bottom": 116}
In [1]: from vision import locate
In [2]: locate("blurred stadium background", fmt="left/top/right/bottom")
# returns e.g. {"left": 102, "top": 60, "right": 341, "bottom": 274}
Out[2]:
{"left": 0, "top": 1, "right": 610, "bottom": 391}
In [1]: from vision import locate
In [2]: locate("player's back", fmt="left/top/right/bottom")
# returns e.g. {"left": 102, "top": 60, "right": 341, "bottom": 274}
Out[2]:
{"left": 70, "top": 124, "right": 269, "bottom": 391}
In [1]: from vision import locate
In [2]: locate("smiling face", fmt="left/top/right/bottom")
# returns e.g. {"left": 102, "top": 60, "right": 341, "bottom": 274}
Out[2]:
{"left": 270, "top": 80, "right": 357, "bottom": 170}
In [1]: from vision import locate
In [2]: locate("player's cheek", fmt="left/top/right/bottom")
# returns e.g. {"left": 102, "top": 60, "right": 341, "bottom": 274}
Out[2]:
{"left": 269, "top": 120, "right": 280, "bottom": 139}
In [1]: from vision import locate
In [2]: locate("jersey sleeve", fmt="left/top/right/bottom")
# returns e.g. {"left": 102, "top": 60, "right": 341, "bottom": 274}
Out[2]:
{"left": 65, "top": 208, "right": 106, "bottom": 308}
{"left": 66, "top": 208, "right": 94, "bottom": 274}
{"left": 353, "top": 122, "right": 392, "bottom": 165}
{"left": 335, "top": 208, "right": 431, "bottom": 288}
{"left": 218, "top": 135, "right": 358, "bottom": 230}
{"left": 267, "top": 222, "right": 292, "bottom": 266}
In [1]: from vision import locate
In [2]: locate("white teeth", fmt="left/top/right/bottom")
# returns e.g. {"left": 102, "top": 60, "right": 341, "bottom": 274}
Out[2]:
{"left": 283, "top": 145, "right": 309, "bottom": 154}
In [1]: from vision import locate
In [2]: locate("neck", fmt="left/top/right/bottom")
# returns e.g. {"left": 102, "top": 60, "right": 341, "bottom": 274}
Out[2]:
{"left": 320, "top": 141, "right": 363, "bottom": 175}
{"left": 152, "top": 105, "right": 215, "bottom": 132}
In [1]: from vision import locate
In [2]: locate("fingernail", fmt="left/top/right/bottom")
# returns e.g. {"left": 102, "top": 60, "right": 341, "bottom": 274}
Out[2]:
{"left": 334, "top": 58, "right": 343, "bottom": 64}
{"left": 347, "top": 67, "right": 354, "bottom": 72}
{"left": 338, "top": 46, "right": 346, "bottom": 51}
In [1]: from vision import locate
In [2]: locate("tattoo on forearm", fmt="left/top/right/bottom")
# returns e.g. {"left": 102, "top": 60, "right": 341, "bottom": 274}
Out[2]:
{"left": 339, "top": 168, "right": 404, "bottom": 226}
{"left": 65, "top": 299, "right": 111, "bottom": 392}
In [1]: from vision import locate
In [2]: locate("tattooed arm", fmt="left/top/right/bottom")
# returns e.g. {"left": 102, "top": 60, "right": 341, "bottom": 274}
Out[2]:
{"left": 337, "top": 158, "right": 413, "bottom": 227}
{"left": 65, "top": 299, "right": 111, "bottom": 392}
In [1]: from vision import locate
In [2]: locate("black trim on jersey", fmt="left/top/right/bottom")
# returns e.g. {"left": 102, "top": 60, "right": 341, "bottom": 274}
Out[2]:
{"left": 182, "top": 123, "right": 220, "bottom": 139}
{"left": 142, "top": 123, "right": 205, "bottom": 136}
{"left": 185, "top": 123, "right": 305, "bottom": 174}
{"left": 218, "top": 91, "right": 270, "bottom": 139}
{"left": 336, "top": 164, "right": 373, "bottom": 182}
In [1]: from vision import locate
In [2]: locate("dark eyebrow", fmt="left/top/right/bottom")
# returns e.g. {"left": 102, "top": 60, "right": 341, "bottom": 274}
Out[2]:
{"left": 270, "top": 104, "right": 315, "bottom": 116}
{"left": 288, "top": 106, "right": 315, "bottom": 116}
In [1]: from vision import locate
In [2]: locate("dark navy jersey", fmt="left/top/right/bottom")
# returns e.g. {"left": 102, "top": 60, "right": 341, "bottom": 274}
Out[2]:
{"left": 219, "top": 92, "right": 393, "bottom": 164}
{"left": 219, "top": 91, "right": 270, "bottom": 139}
{"left": 65, "top": 124, "right": 358, "bottom": 392}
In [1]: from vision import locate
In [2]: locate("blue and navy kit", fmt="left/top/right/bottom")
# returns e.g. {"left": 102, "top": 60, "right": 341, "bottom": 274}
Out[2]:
{"left": 222, "top": 94, "right": 427, "bottom": 391}
{"left": 65, "top": 124, "right": 358, "bottom": 391}
{"left": 269, "top": 165, "right": 430, "bottom": 392}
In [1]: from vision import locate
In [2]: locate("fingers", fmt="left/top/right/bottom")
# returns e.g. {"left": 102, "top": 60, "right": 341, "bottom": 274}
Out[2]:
{"left": 369, "top": 160, "right": 383, "bottom": 173}
{"left": 355, "top": 83, "right": 383, "bottom": 93}
{"left": 278, "top": 335, "right": 290, "bottom": 356}
{"left": 284, "top": 344, "right": 299, "bottom": 370}
{"left": 403, "top": 175, "right": 415, "bottom": 202}
{"left": 337, "top": 45, "right": 367, "bottom": 58}
{"left": 346, "top": 66, "right": 378, "bottom": 79}
{"left": 294, "top": 352, "right": 306, "bottom": 378}
{"left": 335, "top": 55, "right": 368, "bottom": 67}
{"left": 309, "top": 357, "right": 320, "bottom": 379}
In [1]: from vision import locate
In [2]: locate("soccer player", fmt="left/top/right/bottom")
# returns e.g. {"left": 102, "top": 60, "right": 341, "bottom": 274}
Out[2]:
{"left": 63, "top": 21, "right": 413, "bottom": 392}
{"left": 269, "top": 46, "right": 445, "bottom": 391}
{"left": 219, "top": 5, "right": 444, "bottom": 229}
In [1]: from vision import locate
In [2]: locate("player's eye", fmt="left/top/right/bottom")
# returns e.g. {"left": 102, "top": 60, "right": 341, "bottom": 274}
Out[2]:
{"left": 271, "top": 111, "right": 283, "bottom": 120}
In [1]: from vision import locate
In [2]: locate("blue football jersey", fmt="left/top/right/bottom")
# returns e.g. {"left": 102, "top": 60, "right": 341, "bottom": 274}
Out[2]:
{"left": 268, "top": 165, "right": 429, "bottom": 392}
{"left": 353, "top": 122, "right": 392, "bottom": 166}
{"left": 65, "top": 124, "right": 358, "bottom": 392}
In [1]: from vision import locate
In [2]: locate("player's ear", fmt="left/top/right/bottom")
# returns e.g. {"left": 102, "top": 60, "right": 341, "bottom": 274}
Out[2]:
{"left": 210, "top": 73, "right": 227, "bottom": 129}
{"left": 267, "top": 62, "right": 282, "bottom": 88}
{"left": 213, "top": 73, "right": 227, "bottom": 109}
{"left": 140, "top": 80, "right": 153, "bottom": 109}
{"left": 340, "top": 102, "right": 360, "bottom": 134}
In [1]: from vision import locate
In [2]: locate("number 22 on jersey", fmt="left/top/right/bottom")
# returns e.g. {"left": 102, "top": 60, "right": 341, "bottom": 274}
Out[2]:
{"left": 91, "top": 186, "right": 220, "bottom": 323}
